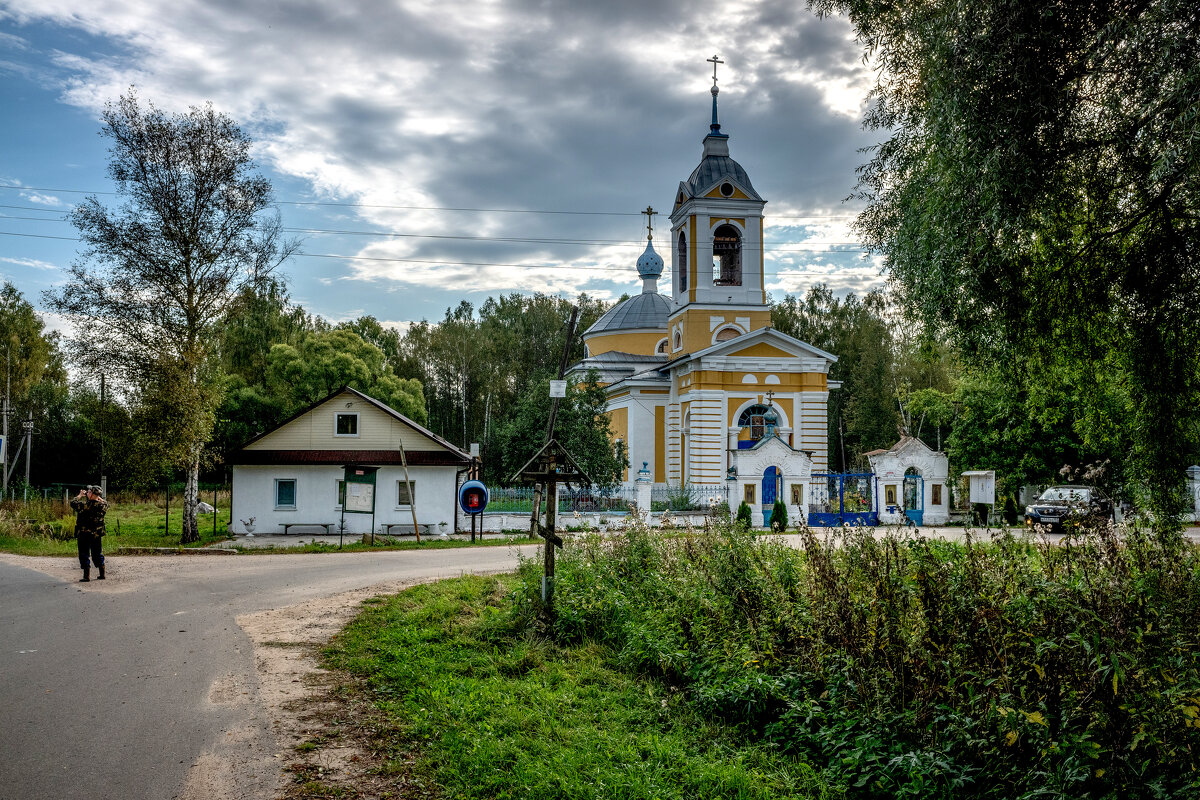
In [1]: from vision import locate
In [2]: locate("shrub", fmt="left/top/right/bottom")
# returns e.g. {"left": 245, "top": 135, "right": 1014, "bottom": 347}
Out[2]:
{"left": 735, "top": 501, "right": 753, "bottom": 529}
{"left": 512, "top": 519, "right": 1200, "bottom": 799}
{"left": 770, "top": 498, "right": 787, "bottom": 532}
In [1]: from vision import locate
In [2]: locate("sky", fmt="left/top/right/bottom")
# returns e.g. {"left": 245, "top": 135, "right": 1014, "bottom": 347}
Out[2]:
{"left": 0, "top": 0, "right": 885, "bottom": 340}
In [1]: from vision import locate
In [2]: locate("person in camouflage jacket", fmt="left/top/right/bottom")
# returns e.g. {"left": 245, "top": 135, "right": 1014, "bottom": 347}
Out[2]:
{"left": 70, "top": 485, "right": 108, "bottom": 582}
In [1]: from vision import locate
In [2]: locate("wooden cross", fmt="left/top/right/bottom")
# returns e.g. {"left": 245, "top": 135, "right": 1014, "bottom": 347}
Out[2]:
{"left": 708, "top": 54, "right": 724, "bottom": 87}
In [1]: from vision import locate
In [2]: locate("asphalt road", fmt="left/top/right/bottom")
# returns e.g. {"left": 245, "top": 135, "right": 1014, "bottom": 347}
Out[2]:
{"left": 0, "top": 545, "right": 537, "bottom": 800}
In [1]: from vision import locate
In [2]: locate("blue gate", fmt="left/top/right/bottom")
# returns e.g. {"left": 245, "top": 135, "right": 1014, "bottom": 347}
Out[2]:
{"left": 903, "top": 469, "right": 924, "bottom": 526}
{"left": 808, "top": 472, "right": 879, "bottom": 527}
{"left": 762, "top": 466, "right": 781, "bottom": 526}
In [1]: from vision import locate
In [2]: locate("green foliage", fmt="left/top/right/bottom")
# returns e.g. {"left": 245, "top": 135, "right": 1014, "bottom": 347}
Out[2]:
{"left": 518, "top": 521, "right": 1200, "bottom": 798}
{"left": 495, "top": 371, "right": 627, "bottom": 487}
{"left": 770, "top": 499, "right": 788, "bottom": 532}
{"left": 736, "top": 501, "right": 753, "bottom": 529}
{"left": 266, "top": 328, "right": 426, "bottom": 423}
{"left": 810, "top": 0, "right": 1200, "bottom": 528}
{"left": 324, "top": 575, "right": 829, "bottom": 799}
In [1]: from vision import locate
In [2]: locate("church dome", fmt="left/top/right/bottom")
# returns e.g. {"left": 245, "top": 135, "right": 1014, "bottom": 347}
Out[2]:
{"left": 636, "top": 239, "right": 664, "bottom": 279}
{"left": 585, "top": 291, "right": 670, "bottom": 336}
{"left": 685, "top": 153, "right": 761, "bottom": 200}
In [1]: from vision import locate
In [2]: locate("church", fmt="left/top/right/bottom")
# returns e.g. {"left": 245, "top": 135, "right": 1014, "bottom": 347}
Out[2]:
{"left": 568, "top": 60, "right": 840, "bottom": 523}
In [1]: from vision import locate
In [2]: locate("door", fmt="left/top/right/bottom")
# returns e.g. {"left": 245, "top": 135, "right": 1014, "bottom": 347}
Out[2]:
{"left": 903, "top": 468, "right": 924, "bottom": 525}
{"left": 762, "top": 466, "right": 780, "bottom": 526}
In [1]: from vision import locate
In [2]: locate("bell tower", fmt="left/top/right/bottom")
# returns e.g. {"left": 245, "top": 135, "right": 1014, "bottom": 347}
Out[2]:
{"left": 667, "top": 55, "right": 770, "bottom": 358}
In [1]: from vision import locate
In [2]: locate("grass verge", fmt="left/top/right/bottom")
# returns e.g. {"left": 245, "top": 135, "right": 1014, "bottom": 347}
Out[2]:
{"left": 323, "top": 574, "right": 833, "bottom": 800}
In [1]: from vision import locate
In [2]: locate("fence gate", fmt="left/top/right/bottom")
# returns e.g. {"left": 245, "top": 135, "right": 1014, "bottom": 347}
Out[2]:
{"left": 808, "top": 472, "right": 879, "bottom": 527}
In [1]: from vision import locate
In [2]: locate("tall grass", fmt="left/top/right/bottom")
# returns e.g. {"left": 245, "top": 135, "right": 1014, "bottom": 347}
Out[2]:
{"left": 510, "top": 522, "right": 1200, "bottom": 799}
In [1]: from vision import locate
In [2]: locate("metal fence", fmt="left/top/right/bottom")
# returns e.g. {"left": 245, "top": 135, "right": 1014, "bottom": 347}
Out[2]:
{"left": 484, "top": 483, "right": 727, "bottom": 514}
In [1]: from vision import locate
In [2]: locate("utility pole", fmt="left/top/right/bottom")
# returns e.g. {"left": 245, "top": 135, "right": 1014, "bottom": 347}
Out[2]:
{"left": 100, "top": 374, "right": 107, "bottom": 498}
{"left": 528, "top": 306, "right": 580, "bottom": 540}
{"left": 2, "top": 348, "right": 9, "bottom": 497}
{"left": 22, "top": 412, "right": 32, "bottom": 499}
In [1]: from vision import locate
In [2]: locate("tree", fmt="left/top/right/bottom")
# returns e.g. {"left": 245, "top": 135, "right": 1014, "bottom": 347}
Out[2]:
{"left": 0, "top": 282, "right": 68, "bottom": 489}
{"left": 495, "top": 372, "right": 628, "bottom": 487}
{"left": 266, "top": 329, "right": 426, "bottom": 422}
{"left": 811, "top": 0, "right": 1200, "bottom": 530}
{"left": 46, "top": 91, "right": 295, "bottom": 542}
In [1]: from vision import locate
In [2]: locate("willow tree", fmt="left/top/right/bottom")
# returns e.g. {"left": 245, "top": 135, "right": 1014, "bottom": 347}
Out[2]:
{"left": 48, "top": 91, "right": 294, "bottom": 543}
{"left": 812, "top": 0, "right": 1200, "bottom": 529}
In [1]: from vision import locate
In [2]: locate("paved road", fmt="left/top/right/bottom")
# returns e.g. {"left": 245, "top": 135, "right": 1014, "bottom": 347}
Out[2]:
{"left": 0, "top": 545, "right": 537, "bottom": 800}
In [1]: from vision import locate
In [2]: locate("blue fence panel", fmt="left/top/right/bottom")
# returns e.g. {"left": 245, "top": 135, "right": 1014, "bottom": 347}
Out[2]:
{"left": 808, "top": 472, "right": 879, "bottom": 527}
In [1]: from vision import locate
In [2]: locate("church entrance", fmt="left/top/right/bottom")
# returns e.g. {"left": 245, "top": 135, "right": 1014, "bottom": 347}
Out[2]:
{"left": 807, "top": 472, "right": 879, "bottom": 527}
{"left": 761, "top": 466, "right": 781, "bottom": 526}
{"left": 903, "top": 468, "right": 924, "bottom": 526}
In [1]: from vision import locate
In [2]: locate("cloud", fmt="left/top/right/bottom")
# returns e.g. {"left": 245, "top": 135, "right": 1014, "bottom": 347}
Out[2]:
{"left": 3, "top": 0, "right": 877, "bottom": 308}
{"left": 0, "top": 255, "right": 59, "bottom": 270}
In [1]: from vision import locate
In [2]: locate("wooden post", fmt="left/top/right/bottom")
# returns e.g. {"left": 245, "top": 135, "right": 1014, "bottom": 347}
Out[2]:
{"left": 543, "top": 471, "right": 557, "bottom": 604}
{"left": 164, "top": 482, "right": 169, "bottom": 536}
{"left": 212, "top": 485, "right": 217, "bottom": 538}
{"left": 398, "top": 440, "right": 421, "bottom": 543}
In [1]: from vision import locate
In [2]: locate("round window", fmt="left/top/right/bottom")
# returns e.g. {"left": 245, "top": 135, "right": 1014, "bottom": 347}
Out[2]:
{"left": 720, "top": 182, "right": 735, "bottom": 197}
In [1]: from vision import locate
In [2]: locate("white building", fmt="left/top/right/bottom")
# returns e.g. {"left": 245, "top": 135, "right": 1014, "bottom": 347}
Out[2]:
{"left": 866, "top": 436, "right": 951, "bottom": 526}
{"left": 229, "top": 387, "right": 470, "bottom": 535}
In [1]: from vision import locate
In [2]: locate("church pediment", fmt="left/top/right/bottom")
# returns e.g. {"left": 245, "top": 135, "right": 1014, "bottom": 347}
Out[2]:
{"left": 733, "top": 435, "right": 813, "bottom": 478}
{"left": 685, "top": 327, "right": 838, "bottom": 365}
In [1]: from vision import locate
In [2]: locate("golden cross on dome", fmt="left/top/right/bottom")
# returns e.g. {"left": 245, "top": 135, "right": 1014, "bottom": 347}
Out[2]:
{"left": 642, "top": 205, "right": 657, "bottom": 240}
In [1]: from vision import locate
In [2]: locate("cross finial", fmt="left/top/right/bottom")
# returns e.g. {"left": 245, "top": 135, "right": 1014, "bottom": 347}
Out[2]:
{"left": 707, "top": 54, "right": 724, "bottom": 87}
{"left": 642, "top": 205, "right": 657, "bottom": 240}
{"left": 765, "top": 389, "right": 776, "bottom": 405}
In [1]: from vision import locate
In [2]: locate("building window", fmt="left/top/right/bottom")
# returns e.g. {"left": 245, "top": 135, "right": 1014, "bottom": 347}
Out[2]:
{"left": 677, "top": 231, "right": 688, "bottom": 292}
{"left": 397, "top": 480, "right": 415, "bottom": 506}
{"left": 335, "top": 480, "right": 346, "bottom": 507}
{"left": 712, "top": 224, "right": 742, "bottom": 286}
{"left": 719, "top": 181, "right": 735, "bottom": 197}
{"left": 655, "top": 338, "right": 668, "bottom": 354}
{"left": 714, "top": 326, "right": 740, "bottom": 343}
{"left": 885, "top": 484, "right": 897, "bottom": 506}
{"left": 743, "top": 484, "right": 755, "bottom": 505}
{"left": 737, "top": 404, "right": 770, "bottom": 442}
{"left": 790, "top": 484, "right": 804, "bottom": 505}
{"left": 335, "top": 412, "right": 359, "bottom": 436}
{"left": 275, "top": 479, "right": 297, "bottom": 510}
{"left": 931, "top": 484, "right": 943, "bottom": 506}
{"left": 673, "top": 330, "right": 682, "bottom": 351}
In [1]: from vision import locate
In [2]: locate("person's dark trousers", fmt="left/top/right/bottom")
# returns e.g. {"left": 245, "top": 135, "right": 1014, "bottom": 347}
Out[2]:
{"left": 77, "top": 535, "right": 104, "bottom": 571}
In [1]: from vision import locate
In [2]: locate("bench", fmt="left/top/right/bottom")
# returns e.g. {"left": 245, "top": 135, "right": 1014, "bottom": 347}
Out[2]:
{"left": 278, "top": 522, "right": 338, "bottom": 535}
{"left": 379, "top": 522, "right": 435, "bottom": 537}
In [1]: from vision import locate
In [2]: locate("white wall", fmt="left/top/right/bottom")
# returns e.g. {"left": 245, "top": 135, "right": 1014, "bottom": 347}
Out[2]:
{"left": 231, "top": 464, "right": 460, "bottom": 535}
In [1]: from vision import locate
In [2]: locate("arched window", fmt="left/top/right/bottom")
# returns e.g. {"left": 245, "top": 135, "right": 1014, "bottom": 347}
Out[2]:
{"left": 712, "top": 224, "right": 741, "bottom": 286}
{"left": 738, "top": 404, "right": 770, "bottom": 442}
{"left": 714, "top": 326, "right": 740, "bottom": 343}
{"left": 672, "top": 330, "right": 682, "bottom": 351}
{"left": 655, "top": 338, "right": 668, "bottom": 354}
{"left": 677, "top": 231, "right": 688, "bottom": 292}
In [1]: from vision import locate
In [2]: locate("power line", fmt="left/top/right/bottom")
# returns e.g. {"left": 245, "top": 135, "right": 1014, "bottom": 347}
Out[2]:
{"left": 0, "top": 184, "right": 859, "bottom": 220}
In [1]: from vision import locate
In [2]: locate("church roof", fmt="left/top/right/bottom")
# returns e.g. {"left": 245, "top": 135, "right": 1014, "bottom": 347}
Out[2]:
{"left": 684, "top": 152, "right": 762, "bottom": 201}
{"left": 584, "top": 291, "right": 670, "bottom": 336}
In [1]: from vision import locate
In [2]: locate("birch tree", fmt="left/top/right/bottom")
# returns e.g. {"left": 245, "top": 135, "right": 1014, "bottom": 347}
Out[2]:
{"left": 47, "top": 91, "right": 294, "bottom": 543}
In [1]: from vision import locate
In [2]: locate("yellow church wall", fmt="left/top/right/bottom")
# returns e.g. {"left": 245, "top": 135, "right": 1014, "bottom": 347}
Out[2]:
{"left": 693, "top": 370, "right": 826, "bottom": 393}
{"left": 688, "top": 216, "right": 697, "bottom": 304}
{"left": 608, "top": 406, "right": 629, "bottom": 482}
{"left": 704, "top": 183, "right": 753, "bottom": 200}
{"left": 727, "top": 342, "right": 795, "bottom": 358}
{"left": 671, "top": 308, "right": 772, "bottom": 355}
{"left": 586, "top": 330, "right": 663, "bottom": 357}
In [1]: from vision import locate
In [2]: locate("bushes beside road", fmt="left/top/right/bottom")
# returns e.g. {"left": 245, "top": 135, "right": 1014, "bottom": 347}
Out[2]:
{"left": 329, "top": 521, "right": 1200, "bottom": 799}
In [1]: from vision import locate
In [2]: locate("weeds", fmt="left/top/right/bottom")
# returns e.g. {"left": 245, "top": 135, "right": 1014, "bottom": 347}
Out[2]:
{"left": 513, "top": 520, "right": 1200, "bottom": 799}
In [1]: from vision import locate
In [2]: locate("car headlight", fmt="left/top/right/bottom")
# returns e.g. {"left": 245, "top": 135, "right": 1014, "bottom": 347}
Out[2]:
{"left": 1024, "top": 506, "right": 1035, "bottom": 515}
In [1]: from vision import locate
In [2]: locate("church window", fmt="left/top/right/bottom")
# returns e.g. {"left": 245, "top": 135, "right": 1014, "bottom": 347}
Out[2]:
{"left": 655, "top": 338, "right": 668, "bottom": 354}
{"left": 720, "top": 182, "right": 735, "bottom": 197}
{"left": 672, "top": 330, "right": 682, "bottom": 351}
{"left": 713, "top": 224, "right": 741, "bottom": 286}
{"left": 677, "top": 231, "right": 688, "bottom": 292}
{"left": 738, "top": 404, "right": 770, "bottom": 442}
{"left": 714, "top": 326, "right": 740, "bottom": 343}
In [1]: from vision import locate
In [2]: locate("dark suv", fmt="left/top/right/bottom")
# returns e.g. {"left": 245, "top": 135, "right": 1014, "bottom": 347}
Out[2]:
{"left": 1024, "top": 485, "right": 1114, "bottom": 530}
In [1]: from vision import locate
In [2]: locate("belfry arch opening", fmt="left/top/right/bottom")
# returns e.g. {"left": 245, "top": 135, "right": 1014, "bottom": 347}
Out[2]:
{"left": 712, "top": 224, "right": 741, "bottom": 286}
{"left": 677, "top": 231, "right": 688, "bottom": 292}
